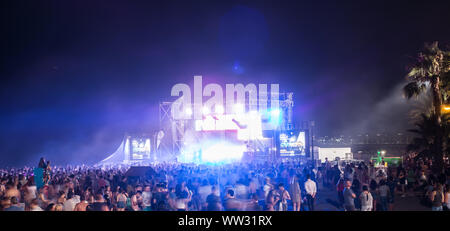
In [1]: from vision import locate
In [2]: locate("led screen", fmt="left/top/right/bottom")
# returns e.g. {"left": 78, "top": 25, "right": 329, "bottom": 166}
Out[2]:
{"left": 279, "top": 131, "right": 306, "bottom": 156}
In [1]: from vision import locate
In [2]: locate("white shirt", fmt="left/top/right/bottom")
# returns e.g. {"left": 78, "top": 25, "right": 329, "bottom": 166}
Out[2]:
{"left": 235, "top": 184, "right": 248, "bottom": 199}
{"left": 142, "top": 191, "right": 152, "bottom": 207}
{"left": 175, "top": 198, "right": 187, "bottom": 209}
{"left": 446, "top": 192, "right": 450, "bottom": 208}
{"left": 31, "top": 206, "right": 44, "bottom": 211}
{"left": 25, "top": 186, "right": 37, "bottom": 202}
{"left": 304, "top": 179, "right": 317, "bottom": 196}
{"left": 198, "top": 185, "right": 212, "bottom": 203}
{"left": 63, "top": 196, "right": 80, "bottom": 211}
{"left": 263, "top": 184, "right": 272, "bottom": 198}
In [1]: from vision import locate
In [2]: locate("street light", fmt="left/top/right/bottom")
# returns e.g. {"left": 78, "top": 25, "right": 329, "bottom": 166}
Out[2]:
{"left": 442, "top": 105, "right": 450, "bottom": 113}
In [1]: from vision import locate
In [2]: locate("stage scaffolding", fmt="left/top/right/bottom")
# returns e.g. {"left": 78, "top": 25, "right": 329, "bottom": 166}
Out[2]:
{"left": 158, "top": 92, "right": 296, "bottom": 161}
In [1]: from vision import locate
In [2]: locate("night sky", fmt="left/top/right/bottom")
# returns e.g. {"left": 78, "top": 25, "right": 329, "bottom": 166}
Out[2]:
{"left": 1, "top": 0, "right": 449, "bottom": 167}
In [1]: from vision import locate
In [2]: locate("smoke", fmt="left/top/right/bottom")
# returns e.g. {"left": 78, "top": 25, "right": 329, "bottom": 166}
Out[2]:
{"left": 343, "top": 81, "right": 431, "bottom": 135}
{"left": 40, "top": 127, "right": 123, "bottom": 167}
{"left": 0, "top": 97, "right": 161, "bottom": 168}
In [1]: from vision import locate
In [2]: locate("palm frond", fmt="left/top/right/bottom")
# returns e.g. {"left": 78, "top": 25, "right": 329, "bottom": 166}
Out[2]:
{"left": 403, "top": 82, "right": 425, "bottom": 99}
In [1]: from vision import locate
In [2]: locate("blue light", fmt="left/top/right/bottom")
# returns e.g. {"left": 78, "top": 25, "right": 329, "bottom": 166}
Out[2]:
{"left": 179, "top": 139, "right": 245, "bottom": 166}
{"left": 269, "top": 108, "right": 281, "bottom": 125}
{"left": 270, "top": 108, "right": 280, "bottom": 117}
{"left": 232, "top": 61, "right": 244, "bottom": 74}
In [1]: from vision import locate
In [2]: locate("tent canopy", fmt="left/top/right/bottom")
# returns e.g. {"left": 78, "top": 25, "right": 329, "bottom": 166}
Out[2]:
{"left": 124, "top": 166, "right": 156, "bottom": 177}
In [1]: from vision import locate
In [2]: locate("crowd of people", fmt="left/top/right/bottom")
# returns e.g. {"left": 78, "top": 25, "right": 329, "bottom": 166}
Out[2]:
{"left": 0, "top": 158, "right": 318, "bottom": 211}
{"left": 0, "top": 155, "right": 449, "bottom": 211}
{"left": 321, "top": 156, "right": 450, "bottom": 211}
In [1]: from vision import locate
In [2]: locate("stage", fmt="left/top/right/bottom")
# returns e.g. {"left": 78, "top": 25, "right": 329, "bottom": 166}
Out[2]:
{"left": 98, "top": 81, "right": 315, "bottom": 166}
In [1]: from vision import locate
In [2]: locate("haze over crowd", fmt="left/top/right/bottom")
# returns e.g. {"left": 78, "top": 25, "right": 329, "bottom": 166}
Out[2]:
{"left": 1, "top": 1, "right": 449, "bottom": 167}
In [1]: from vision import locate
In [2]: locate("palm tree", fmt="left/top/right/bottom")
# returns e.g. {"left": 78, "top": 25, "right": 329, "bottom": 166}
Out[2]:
{"left": 404, "top": 42, "right": 450, "bottom": 173}
{"left": 407, "top": 113, "right": 449, "bottom": 172}
{"left": 403, "top": 41, "right": 450, "bottom": 123}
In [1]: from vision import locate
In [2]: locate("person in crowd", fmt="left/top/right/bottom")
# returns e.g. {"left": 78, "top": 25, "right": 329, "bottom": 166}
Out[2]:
{"left": 54, "top": 203, "right": 63, "bottom": 211}
{"left": 351, "top": 179, "right": 361, "bottom": 209}
{"left": 369, "top": 180, "right": 378, "bottom": 211}
{"left": 304, "top": 174, "right": 317, "bottom": 211}
{"left": 275, "top": 183, "right": 290, "bottom": 211}
{"left": 74, "top": 194, "right": 89, "bottom": 211}
{"left": 45, "top": 203, "right": 56, "bottom": 211}
{"left": 344, "top": 165, "right": 354, "bottom": 183}
{"left": 115, "top": 189, "right": 128, "bottom": 211}
{"left": 263, "top": 177, "right": 273, "bottom": 199}
{"left": 343, "top": 180, "right": 356, "bottom": 211}
{"left": 430, "top": 184, "right": 444, "bottom": 211}
{"left": 223, "top": 189, "right": 240, "bottom": 211}
{"left": 0, "top": 156, "right": 448, "bottom": 212}
{"left": 44, "top": 161, "right": 51, "bottom": 184}
{"left": 398, "top": 171, "right": 407, "bottom": 197}
{"left": 4, "top": 197, "right": 24, "bottom": 211}
{"left": 206, "top": 186, "right": 221, "bottom": 211}
{"left": 4, "top": 182, "right": 21, "bottom": 201}
{"left": 56, "top": 191, "right": 66, "bottom": 205}
{"left": 359, "top": 185, "right": 373, "bottom": 211}
{"left": 91, "top": 193, "right": 108, "bottom": 211}
{"left": 378, "top": 180, "right": 390, "bottom": 211}
{"left": 29, "top": 198, "right": 43, "bottom": 211}
{"left": 131, "top": 190, "right": 143, "bottom": 211}
{"left": 245, "top": 193, "right": 262, "bottom": 211}
{"left": 23, "top": 177, "right": 37, "bottom": 203}
{"left": 289, "top": 173, "right": 301, "bottom": 211}
{"left": 386, "top": 176, "right": 396, "bottom": 211}
{"left": 198, "top": 179, "right": 212, "bottom": 207}
{"left": 63, "top": 190, "right": 80, "bottom": 211}
{"left": 418, "top": 170, "right": 427, "bottom": 190}
{"left": 444, "top": 184, "right": 450, "bottom": 211}
{"left": 189, "top": 188, "right": 202, "bottom": 211}
{"left": 336, "top": 178, "right": 345, "bottom": 208}
{"left": 141, "top": 185, "right": 152, "bottom": 211}
{"left": 174, "top": 190, "right": 190, "bottom": 211}
{"left": 264, "top": 190, "right": 279, "bottom": 211}
{"left": 38, "top": 158, "right": 47, "bottom": 169}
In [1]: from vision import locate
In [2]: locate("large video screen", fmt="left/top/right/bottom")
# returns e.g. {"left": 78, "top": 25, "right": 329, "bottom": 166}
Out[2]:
{"left": 131, "top": 138, "right": 151, "bottom": 160}
{"left": 279, "top": 131, "right": 306, "bottom": 156}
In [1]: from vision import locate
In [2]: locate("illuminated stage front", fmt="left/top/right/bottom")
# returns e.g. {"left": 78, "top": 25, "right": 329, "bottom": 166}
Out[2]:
{"left": 156, "top": 86, "right": 310, "bottom": 165}
{"left": 98, "top": 78, "right": 313, "bottom": 166}
{"left": 178, "top": 110, "right": 268, "bottom": 165}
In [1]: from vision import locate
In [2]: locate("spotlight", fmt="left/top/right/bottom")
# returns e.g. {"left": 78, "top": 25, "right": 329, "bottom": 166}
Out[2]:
{"left": 270, "top": 108, "right": 281, "bottom": 126}
{"left": 233, "top": 104, "right": 244, "bottom": 114}
{"left": 215, "top": 105, "right": 224, "bottom": 114}
{"left": 271, "top": 108, "right": 280, "bottom": 117}
{"left": 202, "top": 106, "right": 210, "bottom": 115}
{"left": 185, "top": 107, "right": 193, "bottom": 116}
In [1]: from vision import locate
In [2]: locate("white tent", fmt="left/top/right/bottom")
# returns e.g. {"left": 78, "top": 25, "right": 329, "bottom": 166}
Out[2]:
{"left": 97, "top": 137, "right": 131, "bottom": 166}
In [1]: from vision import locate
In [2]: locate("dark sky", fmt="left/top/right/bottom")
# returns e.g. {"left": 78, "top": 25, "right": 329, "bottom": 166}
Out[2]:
{"left": 1, "top": 0, "right": 449, "bottom": 167}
